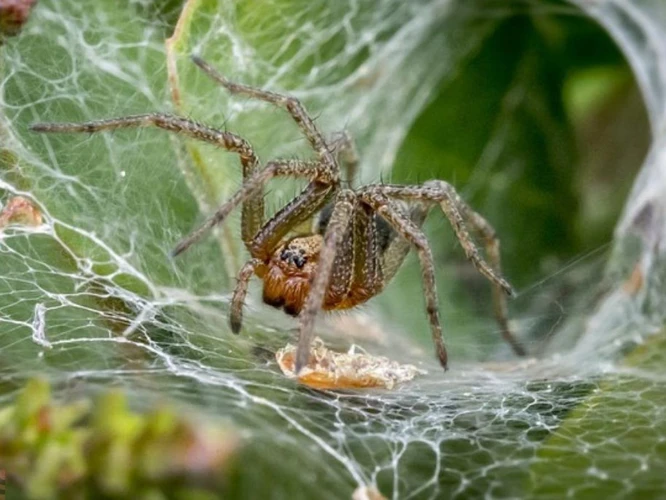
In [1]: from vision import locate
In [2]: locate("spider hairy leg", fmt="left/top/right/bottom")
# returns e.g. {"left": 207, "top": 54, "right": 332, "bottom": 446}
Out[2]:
{"left": 329, "top": 131, "right": 359, "bottom": 185}
{"left": 249, "top": 183, "right": 333, "bottom": 261}
{"left": 30, "top": 112, "right": 266, "bottom": 248}
{"left": 425, "top": 180, "right": 515, "bottom": 295}
{"left": 418, "top": 180, "right": 525, "bottom": 356}
{"left": 295, "top": 190, "right": 356, "bottom": 374}
{"left": 191, "top": 55, "right": 338, "bottom": 175}
{"left": 230, "top": 258, "right": 263, "bottom": 333}
{"left": 459, "top": 206, "right": 526, "bottom": 356}
{"left": 360, "top": 192, "right": 448, "bottom": 370}
{"left": 30, "top": 114, "right": 257, "bottom": 170}
{"left": 360, "top": 182, "right": 513, "bottom": 296}
{"left": 360, "top": 181, "right": 525, "bottom": 358}
{"left": 172, "top": 159, "right": 328, "bottom": 257}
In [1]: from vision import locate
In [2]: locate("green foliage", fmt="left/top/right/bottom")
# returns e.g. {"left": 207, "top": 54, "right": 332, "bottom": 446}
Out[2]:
{"left": 530, "top": 332, "right": 666, "bottom": 497}
{"left": 0, "top": 379, "right": 238, "bottom": 499}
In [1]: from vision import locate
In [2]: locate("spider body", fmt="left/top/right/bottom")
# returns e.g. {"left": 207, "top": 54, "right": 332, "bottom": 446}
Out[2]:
{"left": 31, "top": 56, "right": 526, "bottom": 373}
{"left": 260, "top": 204, "right": 406, "bottom": 317}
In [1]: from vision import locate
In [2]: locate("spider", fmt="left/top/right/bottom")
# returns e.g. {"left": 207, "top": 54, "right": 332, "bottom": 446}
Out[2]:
{"left": 31, "top": 55, "right": 526, "bottom": 373}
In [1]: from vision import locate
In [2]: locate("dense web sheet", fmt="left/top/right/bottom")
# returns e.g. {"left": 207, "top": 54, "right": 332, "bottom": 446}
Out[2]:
{"left": 0, "top": 0, "right": 665, "bottom": 498}
{"left": 567, "top": 0, "right": 666, "bottom": 359}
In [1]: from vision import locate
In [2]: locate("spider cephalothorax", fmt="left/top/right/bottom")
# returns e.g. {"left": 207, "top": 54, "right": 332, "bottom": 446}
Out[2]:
{"left": 31, "top": 55, "right": 526, "bottom": 373}
{"left": 261, "top": 235, "right": 323, "bottom": 316}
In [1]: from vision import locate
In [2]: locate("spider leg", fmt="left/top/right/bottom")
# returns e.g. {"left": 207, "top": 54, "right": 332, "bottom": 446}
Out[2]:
{"left": 173, "top": 159, "right": 333, "bottom": 256}
{"left": 313, "top": 202, "right": 384, "bottom": 306}
{"left": 348, "top": 204, "right": 384, "bottom": 298}
{"left": 295, "top": 189, "right": 356, "bottom": 373}
{"left": 191, "top": 56, "right": 338, "bottom": 174}
{"left": 250, "top": 182, "right": 334, "bottom": 260}
{"left": 30, "top": 113, "right": 265, "bottom": 249}
{"left": 230, "top": 258, "right": 262, "bottom": 333}
{"left": 359, "top": 182, "right": 513, "bottom": 295}
{"left": 329, "top": 131, "right": 359, "bottom": 186}
{"left": 360, "top": 191, "right": 448, "bottom": 370}
{"left": 360, "top": 181, "right": 526, "bottom": 357}
{"left": 455, "top": 203, "right": 526, "bottom": 356}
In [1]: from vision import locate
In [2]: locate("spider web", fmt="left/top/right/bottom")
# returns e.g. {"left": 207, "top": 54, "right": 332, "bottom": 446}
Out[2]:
{"left": 1, "top": 0, "right": 665, "bottom": 498}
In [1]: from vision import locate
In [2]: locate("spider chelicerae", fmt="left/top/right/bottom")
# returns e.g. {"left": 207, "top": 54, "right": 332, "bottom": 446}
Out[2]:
{"left": 31, "top": 56, "right": 526, "bottom": 373}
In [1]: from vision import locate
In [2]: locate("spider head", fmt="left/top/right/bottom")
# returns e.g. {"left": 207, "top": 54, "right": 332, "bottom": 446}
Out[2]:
{"left": 262, "top": 235, "right": 323, "bottom": 316}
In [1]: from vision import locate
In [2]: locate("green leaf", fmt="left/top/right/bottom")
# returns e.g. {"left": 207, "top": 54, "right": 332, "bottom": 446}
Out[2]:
{"left": 529, "top": 332, "right": 666, "bottom": 497}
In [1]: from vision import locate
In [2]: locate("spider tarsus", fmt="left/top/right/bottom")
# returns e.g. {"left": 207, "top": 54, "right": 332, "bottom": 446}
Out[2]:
{"left": 294, "top": 346, "right": 309, "bottom": 376}
{"left": 191, "top": 54, "right": 226, "bottom": 83}
{"left": 30, "top": 123, "right": 49, "bottom": 132}
{"left": 229, "top": 315, "right": 242, "bottom": 334}
{"left": 433, "top": 331, "right": 449, "bottom": 371}
{"left": 513, "top": 343, "right": 527, "bottom": 357}
{"left": 191, "top": 54, "right": 206, "bottom": 69}
{"left": 170, "top": 241, "right": 189, "bottom": 258}
{"left": 436, "top": 348, "right": 448, "bottom": 371}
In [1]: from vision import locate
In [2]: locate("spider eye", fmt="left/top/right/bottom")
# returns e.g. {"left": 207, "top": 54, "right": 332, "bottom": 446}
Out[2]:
{"left": 279, "top": 248, "right": 307, "bottom": 269}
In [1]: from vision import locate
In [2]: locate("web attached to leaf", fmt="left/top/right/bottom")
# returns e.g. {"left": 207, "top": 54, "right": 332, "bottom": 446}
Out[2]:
{"left": 1, "top": 0, "right": 665, "bottom": 498}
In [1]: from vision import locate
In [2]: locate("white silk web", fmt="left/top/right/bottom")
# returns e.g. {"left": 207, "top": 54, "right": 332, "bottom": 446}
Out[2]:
{"left": 0, "top": 0, "right": 665, "bottom": 498}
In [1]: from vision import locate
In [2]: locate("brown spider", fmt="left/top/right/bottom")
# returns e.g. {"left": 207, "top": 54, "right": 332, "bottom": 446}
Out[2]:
{"left": 31, "top": 56, "right": 526, "bottom": 373}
